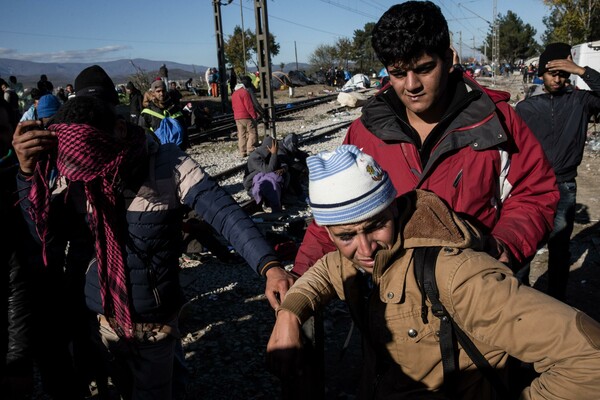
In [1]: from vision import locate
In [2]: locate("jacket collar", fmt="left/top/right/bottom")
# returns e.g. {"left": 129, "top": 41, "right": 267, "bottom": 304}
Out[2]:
{"left": 370, "top": 190, "right": 483, "bottom": 304}
{"left": 361, "top": 72, "right": 505, "bottom": 146}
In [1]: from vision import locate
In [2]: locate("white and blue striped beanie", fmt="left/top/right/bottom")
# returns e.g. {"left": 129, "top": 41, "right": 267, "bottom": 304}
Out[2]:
{"left": 307, "top": 145, "right": 397, "bottom": 225}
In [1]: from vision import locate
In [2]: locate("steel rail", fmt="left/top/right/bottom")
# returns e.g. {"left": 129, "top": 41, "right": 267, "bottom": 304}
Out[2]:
{"left": 211, "top": 120, "right": 353, "bottom": 181}
{"left": 188, "top": 93, "right": 340, "bottom": 143}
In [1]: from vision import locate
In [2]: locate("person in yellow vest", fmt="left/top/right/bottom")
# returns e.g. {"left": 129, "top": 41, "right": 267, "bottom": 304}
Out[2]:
{"left": 139, "top": 79, "right": 189, "bottom": 150}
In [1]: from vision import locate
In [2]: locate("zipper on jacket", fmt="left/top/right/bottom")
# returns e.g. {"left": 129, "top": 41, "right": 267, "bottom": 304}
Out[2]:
{"left": 147, "top": 267, "right": 162, "bottom": 306}
{"left": 452, "top": 170, "right": 463, "bottom": 187}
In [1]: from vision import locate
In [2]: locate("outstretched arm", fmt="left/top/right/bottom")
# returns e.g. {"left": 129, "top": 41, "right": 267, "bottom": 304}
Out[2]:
{"left": 266, "top": 310, "right": 304, "bottom": 379}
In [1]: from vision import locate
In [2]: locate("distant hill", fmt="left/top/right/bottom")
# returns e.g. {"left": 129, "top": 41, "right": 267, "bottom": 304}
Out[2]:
{"left": 0, "top": 58, "right": 315, "bottom": 89}
{"left": 0, "top": 58, "right": 209, "bottom": 88}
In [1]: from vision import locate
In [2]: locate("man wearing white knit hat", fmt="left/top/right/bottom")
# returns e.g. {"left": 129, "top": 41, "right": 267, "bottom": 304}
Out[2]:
{"left": 267, "top": 145, "right": 600, "bottom": 399}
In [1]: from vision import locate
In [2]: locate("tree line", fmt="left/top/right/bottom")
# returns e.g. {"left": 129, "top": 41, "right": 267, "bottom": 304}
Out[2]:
{"left": 220, "top": 1, "right": 599, "bottom": 76}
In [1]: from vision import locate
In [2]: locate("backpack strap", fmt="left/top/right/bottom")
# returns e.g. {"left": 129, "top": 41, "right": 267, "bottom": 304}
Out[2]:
{"left": 141, "top": 108, "right": 165, "bottom": 120}
{"left": 413, "top": 246, "right": 511, "bottom": 399}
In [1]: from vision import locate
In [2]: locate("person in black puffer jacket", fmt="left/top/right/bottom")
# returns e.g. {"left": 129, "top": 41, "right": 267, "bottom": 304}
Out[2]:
{"left": 13, "top": 65, "right": 295, "bottom": 400}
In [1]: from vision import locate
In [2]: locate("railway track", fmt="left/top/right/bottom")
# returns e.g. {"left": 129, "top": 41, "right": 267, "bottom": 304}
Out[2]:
{"left": 188, "top": 93, "right": 340, "bottom": 144}
{"left": 211, "top": 119, "right": 353, "bottom": 182}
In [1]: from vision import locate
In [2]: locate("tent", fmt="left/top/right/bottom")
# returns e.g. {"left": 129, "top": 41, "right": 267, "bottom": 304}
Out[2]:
{"left": 378, "top": 67, "right": 388, "bottom": 78}
{"left": 271, "top": 71, "right": 293, "bottom": 90}
{"left": 342, "top": 73, "right": 371, "bottom": 90}
{"left": 288, "top": 70, "right": 314, "bottom": 86}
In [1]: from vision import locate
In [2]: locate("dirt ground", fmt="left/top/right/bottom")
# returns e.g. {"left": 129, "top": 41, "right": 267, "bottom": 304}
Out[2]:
{"left": 477, "top": 75, "right": 600, "bottom": 321}
{"left": 528, "top": 150, "right": 600, "bottom": 321}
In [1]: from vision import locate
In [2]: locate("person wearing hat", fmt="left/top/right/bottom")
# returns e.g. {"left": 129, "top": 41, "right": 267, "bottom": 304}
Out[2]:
{"left": 267, "top": 144, "right": 600, "bottom": 399}
{"left": 516, "top": 43, "right": 600, "bottom": 301}
{"left": 12, "top": 64, "right": 294, "bottom": 400}
{"left": 35, "top": 94, "right": 61, "bottom": 122}
{"left": 140, "top": 79, "right": 189, "bottom": 150}
{"left": 74, "top": 64, "right": 120, "bottom": 106}
{"left": 231, "top": 82, "right": 259, "bottom": 157}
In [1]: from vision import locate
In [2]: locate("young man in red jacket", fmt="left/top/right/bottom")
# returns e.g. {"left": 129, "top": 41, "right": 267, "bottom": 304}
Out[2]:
{"left": 231, "top": 83, "right": 258, "bottom": 158}
{"left": 294, "top": 1, "right": 558, "bottom": 277}
{"left": 281, "top": 3, "right": 558, "bottom": 398}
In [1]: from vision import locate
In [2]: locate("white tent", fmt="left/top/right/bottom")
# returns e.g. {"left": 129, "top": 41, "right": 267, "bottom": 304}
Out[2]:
{"left": 342, "top": 73, "right": 371, "bottom": 90}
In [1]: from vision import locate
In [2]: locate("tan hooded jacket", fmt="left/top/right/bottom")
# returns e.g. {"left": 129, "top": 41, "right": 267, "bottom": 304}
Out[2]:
{"left": 280, "top": 190, "right": 600, "bottom": 399}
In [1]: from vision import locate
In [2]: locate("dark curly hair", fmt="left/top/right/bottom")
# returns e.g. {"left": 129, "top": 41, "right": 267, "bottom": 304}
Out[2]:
{"left": 50, "top": 95, "right": 117, "bottom": 133}
{"left": 372, "top": 1, "right": 450, "bottom": 68}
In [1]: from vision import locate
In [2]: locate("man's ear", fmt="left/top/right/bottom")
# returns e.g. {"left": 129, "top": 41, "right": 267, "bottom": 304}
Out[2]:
{"left": 446, "top": 48, "right": 456, "bottom": 73}
{"left": 325, "top": 226, "right": 335, "bottom": 243}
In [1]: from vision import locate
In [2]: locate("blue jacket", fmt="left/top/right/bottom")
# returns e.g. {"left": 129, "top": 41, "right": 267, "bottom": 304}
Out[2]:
{"left": 17, "top": 134, "right": 279, "bottom": 323}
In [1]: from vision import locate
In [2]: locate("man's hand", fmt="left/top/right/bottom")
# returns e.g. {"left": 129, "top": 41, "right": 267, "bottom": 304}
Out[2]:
{"left": 484, "top": 236, "right": 511, "bottom": 264}
{"left": 12, "top": 120, "right": 57, "bottom": 174}
{"left": 267, "top": 139, "right": 278, "bottom": 155}
{"left": 266, "top": 310, "right": 304, "bottom": 379}
{"left": 265, "top": 266, "right": 297, "bottom": 309}
{"left": 545, "top": 57, "right": 586, "bottom": 77}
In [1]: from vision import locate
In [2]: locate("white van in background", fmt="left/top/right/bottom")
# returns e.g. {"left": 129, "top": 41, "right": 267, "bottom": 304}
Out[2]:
{"left": 570, "top": 41, "right": 600, "bottom": 90}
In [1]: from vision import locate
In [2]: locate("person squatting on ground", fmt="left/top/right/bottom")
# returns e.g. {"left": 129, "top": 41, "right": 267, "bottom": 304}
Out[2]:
{"left": 243, "top": 136, "right": 288, "bottom": 212}
{"left": 515, "top": 43, "right": 600, "bottom": 301}
{"left": 267, "top": 144, "right": 600, "bottom": 399}
{"left": 232, "top": 82, "right": 259, "bottom": 157}
{"left": 12, "top": 65, "right": 294, "bottom": 400}
{"left": 277, "top": 133, "right": 309, "bottom": 200}
{"left": 293, "top": 1, "right": 559, "bottom": 277}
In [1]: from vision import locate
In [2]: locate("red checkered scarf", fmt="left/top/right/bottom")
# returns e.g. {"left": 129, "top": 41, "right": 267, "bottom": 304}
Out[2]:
{"left": 28, "top": 123, "right": 147, "bottom": 339}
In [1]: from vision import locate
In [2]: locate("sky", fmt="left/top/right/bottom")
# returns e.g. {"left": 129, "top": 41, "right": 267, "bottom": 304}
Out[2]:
{"left": 2, "top": 0, "right": 551, "bottom": 68}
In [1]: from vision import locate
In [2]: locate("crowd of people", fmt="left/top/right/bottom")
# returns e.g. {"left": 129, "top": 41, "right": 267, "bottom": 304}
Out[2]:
{"left": 2, "top": 1, "right": 600, "bottom": 399}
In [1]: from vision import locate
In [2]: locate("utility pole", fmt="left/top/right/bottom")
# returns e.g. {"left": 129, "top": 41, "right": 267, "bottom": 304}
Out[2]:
{"left": 459, "top": 31, "right": 463, "bottom": 62}
{"left": 240, "top": 0, "right": 247, "bottom": 74}
{"left": 213, "top": 0, "right": 231, "bottom": 113}
{"left": 254, "top": 0, "right": 276, "bottom": 138}
{"left": 295, "top": 41, "right": 299, "bottom": 71}
{"left": 492, "top": 0, "right": 499, "bottom": 84}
